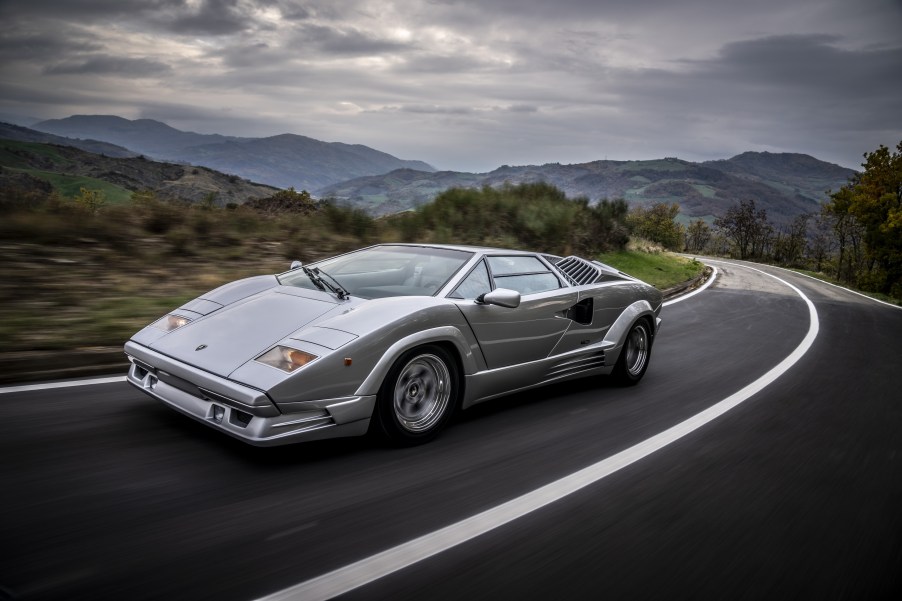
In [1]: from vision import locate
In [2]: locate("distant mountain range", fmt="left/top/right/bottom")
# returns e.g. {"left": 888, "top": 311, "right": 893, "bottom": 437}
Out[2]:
{"left": 31, "top": 115, "right": 435, "bottom": 191}
{"left": 3, "top": 115, "right": 857, "bottom": 223}
{"left": 319, "top": 154, "right": 856, "bottom": 223}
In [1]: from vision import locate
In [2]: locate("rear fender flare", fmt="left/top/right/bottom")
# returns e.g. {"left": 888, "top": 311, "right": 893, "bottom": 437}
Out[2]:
{"left": 603, "top": 300, "right": 656, "bottom": 361}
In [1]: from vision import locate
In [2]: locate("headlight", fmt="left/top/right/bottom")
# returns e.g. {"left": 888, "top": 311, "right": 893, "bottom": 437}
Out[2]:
{"left": 151, "top": 314, "right": 192, "bottom": 332}
{"left": 255, "top": 345, "right": 319, "bottom": 373}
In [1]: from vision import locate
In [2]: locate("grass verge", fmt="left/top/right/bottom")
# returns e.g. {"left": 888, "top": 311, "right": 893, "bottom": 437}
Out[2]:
{"left": 597, "top": 250, "right": 705, "bottom": 289}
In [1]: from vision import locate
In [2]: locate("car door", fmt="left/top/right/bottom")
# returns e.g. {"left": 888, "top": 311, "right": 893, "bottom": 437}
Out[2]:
{"left": 451, "top": 256, "right": 578, "bottom": 369}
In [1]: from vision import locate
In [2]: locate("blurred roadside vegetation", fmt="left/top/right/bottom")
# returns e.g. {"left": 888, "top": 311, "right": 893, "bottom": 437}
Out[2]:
{"left": 0, "top": 182, "right": 701, "bottom": 353}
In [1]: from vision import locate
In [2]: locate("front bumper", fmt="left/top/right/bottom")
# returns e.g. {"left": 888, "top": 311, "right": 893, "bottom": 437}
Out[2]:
{"left": 124, "top": 341, "right": 375, "bottom": 446}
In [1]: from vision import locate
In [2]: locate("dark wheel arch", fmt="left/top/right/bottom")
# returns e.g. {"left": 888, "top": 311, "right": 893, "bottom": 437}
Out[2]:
{"left": 611, "top": 316, "right": 654, "bottom": 386}
{"left": 371, "top": 343, "right": 461, "bottom": 445}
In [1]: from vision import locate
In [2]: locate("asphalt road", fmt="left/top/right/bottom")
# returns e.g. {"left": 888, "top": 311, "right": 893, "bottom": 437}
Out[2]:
{"left": 1, "top": 261, "right": 900, "bottom": 600}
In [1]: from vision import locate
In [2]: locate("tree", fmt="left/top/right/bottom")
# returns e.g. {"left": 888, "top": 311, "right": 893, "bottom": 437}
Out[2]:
{"left": 684, "top": 218, "right": 711, "bottom": 254}
{"left": 627, "top": 202, "right": 683, "bottom": 249}
{"left": 396, "top": 183, "right": 629, "bottom": 256}
{"left": 714, "top": 199, "right": 772, "bottom": 259}
{"left": 772, "top": 214, "right": 809, "bottom": 267}
{"left": 805, "top": 212, "right": 835, "bottom": 273}
{"left": 824, "top": 141, "right": 902, "bottom": 294}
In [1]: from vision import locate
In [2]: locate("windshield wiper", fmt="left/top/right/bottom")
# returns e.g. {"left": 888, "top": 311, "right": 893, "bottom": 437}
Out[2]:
{"left": 313, "top": 267, "right": 349, "bottom": 300}
{"left": 301, "top": 266, "right": 327, "bottom": 292}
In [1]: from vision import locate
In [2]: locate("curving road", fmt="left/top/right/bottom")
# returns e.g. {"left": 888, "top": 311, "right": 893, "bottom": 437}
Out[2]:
{"left": 1, "top": 261, "right": 900, "bottom": 600}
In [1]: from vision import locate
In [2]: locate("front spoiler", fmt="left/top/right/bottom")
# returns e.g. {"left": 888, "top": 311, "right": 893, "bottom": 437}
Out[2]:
{"left": 124, "top": 342, "right": 375, "bottom": 446}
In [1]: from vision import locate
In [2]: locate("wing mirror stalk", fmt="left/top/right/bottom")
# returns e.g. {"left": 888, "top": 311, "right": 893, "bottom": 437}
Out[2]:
{"left": 476, "top": 288, "right": 521, "bottom": 308}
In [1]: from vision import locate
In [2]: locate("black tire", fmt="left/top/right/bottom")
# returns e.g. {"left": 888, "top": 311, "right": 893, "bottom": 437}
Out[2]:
{"left": 612, "top": 319, "right": 652, "bottom": 385}
{"left": 372, "top": 344, "right": 459, "bottom": 445}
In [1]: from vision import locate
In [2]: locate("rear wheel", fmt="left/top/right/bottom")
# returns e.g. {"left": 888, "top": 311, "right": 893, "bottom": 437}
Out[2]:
{"left": 612, "top": 319, "right": 652, "bottom": 385}
{"left": 372, "top": 344, "right": 459, "bottom": 445}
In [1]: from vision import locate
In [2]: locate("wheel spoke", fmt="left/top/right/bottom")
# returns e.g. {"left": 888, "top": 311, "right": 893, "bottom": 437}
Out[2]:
{"left": 391, "top": 353, "right": 452, "bottom": 433}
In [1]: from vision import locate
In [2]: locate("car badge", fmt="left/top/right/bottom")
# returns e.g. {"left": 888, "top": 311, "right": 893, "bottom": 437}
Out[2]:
{"left": 195, "top": 344, "right": 207, "bottom": 351}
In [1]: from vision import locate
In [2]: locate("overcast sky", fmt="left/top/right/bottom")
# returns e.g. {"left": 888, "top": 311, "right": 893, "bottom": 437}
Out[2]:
{"left": 1, "top": 0, "right": 900, "bottom": 172}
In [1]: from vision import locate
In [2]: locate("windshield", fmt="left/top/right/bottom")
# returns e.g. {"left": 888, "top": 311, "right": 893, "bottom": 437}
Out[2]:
{"left": 279, "top": 245, "right": 474, "bottom": 299}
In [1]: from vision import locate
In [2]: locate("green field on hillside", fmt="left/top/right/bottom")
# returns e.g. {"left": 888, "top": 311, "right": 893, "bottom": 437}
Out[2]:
{"left": 24, "top": 170, "right": 133, "bottom": 204}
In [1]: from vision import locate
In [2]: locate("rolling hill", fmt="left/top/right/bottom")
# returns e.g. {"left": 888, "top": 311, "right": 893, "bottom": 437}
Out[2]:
{"left": 317, "top": 154, "right": 856, "bottom": 222}
{"left": 32, "top": 115, "right": 436, "bottom": 191}
{"left": 0, "top": 121, "right": 138, "bottom": 159}
{"left": 18, "top": 115, "right": 856, "bottom": 223}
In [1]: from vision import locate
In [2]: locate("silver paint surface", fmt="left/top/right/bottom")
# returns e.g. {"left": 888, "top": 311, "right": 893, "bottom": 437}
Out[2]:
{"left": 125, "top": 244, "right": 663, "bottom": 445}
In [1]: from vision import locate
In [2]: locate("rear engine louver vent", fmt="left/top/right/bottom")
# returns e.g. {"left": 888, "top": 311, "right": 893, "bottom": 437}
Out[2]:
{"left": 555, "top": 256, "right": 603, "bottom": 286}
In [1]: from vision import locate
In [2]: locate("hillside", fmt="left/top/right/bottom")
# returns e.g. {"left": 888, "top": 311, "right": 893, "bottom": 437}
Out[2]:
{"left": 318, "top": 154, "right": 856, "bottom": 222}
{"left": 167, "top": 133, "right": 436, "bottom": 190}
{"left": 32, "top": 115, "right": 436, "bottom": 191}
{"left": 0, "top": 121, "right": 137, "bottom": 158}
{"left": 31, "top": 115, "right": 243, "bottom": 157}
{"left": 0, "top": 139, "right": 279, "bottom": 205}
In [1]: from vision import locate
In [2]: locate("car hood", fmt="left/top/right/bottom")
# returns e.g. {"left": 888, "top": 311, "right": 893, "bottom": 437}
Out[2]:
{"left": 150, "top": 289, "right": 339, "bottom": 378}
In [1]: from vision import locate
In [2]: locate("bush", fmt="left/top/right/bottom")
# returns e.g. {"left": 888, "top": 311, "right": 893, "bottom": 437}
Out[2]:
{"left": 389, "top": 182, "right": 628, "bottom": 255}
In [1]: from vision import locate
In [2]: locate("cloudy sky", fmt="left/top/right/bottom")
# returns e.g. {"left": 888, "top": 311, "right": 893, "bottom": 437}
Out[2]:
{"left": 1, "top": 0, "right": 900, "bottom": 172}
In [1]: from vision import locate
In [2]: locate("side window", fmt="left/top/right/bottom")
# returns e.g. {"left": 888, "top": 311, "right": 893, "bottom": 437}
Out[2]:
{"left": 487, "top": 256, "right": 561, "bottom": 295}
{"left": 449, "top": 260, "right": 492, "bottom": 299}
{"left": 494, "top": 273, "right": 561, "bottom": 295}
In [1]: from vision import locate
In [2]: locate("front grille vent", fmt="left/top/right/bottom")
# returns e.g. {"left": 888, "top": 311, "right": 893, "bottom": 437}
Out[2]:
{"left": 555, "top": 256, "right": 603, "bottom": 286}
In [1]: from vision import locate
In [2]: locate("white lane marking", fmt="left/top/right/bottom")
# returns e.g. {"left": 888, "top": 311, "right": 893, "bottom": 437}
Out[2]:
{"left": 663, "top": 265, "right": 717, "bottom": 307}
{"left": 0, "top": 375, "right": 126, "bottom": 395}
{"left": 254, "top": 262, "right": 819, "bottom": 601}
{"left": 689, "top": 256, "right": 901, "bottom": 311}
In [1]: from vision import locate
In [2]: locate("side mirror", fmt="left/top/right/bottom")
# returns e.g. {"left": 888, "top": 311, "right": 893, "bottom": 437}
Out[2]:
{"left": 290, "top": 260, "right": 303, "bottom": 270}
{"left": 477, "top": 288, "right": 521, "bottom": 308}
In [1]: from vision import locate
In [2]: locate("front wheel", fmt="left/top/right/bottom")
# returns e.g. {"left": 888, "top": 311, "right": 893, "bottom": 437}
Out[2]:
{"left": 612, "top": 319, "right": 652, "bottom": 385}
{"left": 372, "top": 345, "right": 459, "bottom": 445}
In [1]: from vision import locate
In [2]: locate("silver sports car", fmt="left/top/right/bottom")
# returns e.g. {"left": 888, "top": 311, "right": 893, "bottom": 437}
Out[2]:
{"left": 125, "top": 244, "right": 663, "bottom": 446}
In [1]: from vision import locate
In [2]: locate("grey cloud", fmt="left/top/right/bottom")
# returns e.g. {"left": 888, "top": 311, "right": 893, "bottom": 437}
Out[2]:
{"left": 0, "top": 0, "right": 266, "bottom": 36}
{"left": 212, "top": 41, "right": 288, "bottom": 69}
{"left": 1, "top": 0, "right": 900, "bottom": 173}
{"left": 0, "top": 0, "right": 182, "bottom": 21}
{"left": 0, "top": 78, "right": 130, "bottom": 107}
{"left": 592, "top": 33, "right": 902, "bottom": 167}
{"left": 0, "top": 31, "right": 104, "bottom": 61}
{"left": 395, "top": 104, "right": 472, "bottom": 114}
{"left": 395, "top": 53, "right": 500, "bottom": 74}
{"left": 655, "top": 35, "right": 902, "bottom": 129}
{"left": 155, "top": 0, "right": 261, "bottom": 36}
{"left": 501, "top": 104, "right": 538, "bottom": 113}
{"left": 699, "top": 34, "right": 901, "bottom": 91}
{"left": 44, "top": 56, "right": 172, "bottom": 77}
{"left": 292, "top": 24, "right": 412, "bottom": 55}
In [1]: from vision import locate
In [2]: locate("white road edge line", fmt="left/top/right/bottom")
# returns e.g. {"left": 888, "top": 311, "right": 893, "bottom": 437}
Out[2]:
{"left": 0, "top": 375, "right": 125, "bottom": 395}
{"left": 254, "top": 261, "right": 819, "bottom": 601}
{"left": 775, "top": 265, "right": 902, "bottom": 310}
{"left": 663, "top": 265, "right": 718, "bottom": 307}
{"left": 688, "top": 256, "right": 901, "bottom": 311}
